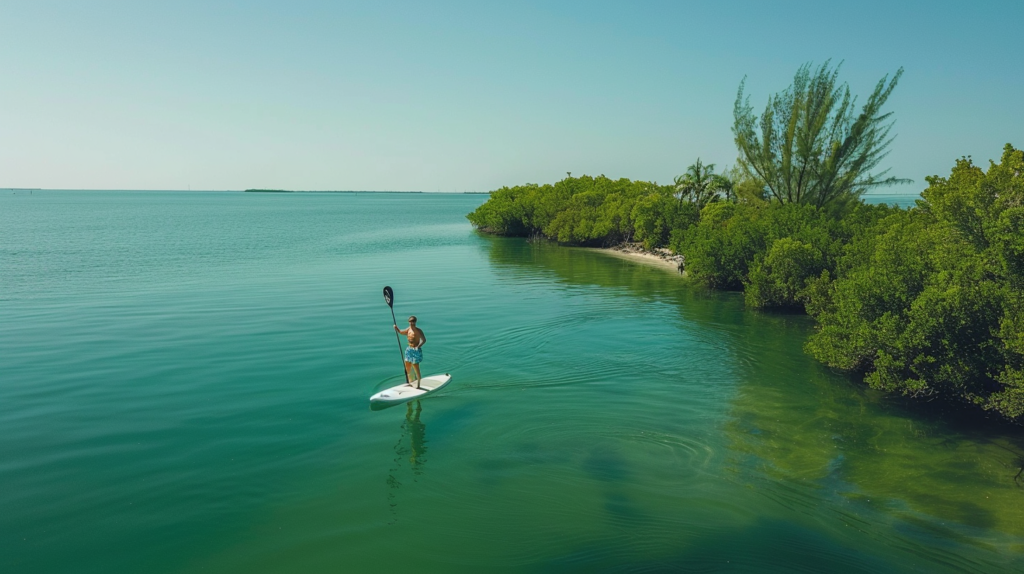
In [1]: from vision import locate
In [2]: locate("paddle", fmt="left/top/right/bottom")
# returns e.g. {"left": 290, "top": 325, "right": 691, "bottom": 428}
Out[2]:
{"left": 383, "top": 286, "right": 410, "bottom": 385}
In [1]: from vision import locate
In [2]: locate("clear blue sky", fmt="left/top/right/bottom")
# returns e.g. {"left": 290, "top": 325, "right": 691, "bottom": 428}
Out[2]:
{"left": 1, "top": 1, "right": 1021, "bottom": 191}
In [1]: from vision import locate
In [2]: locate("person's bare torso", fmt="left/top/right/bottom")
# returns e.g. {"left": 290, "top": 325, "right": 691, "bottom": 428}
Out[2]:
{"left": 406, "top": 327, "right": 424, "bottom": 348}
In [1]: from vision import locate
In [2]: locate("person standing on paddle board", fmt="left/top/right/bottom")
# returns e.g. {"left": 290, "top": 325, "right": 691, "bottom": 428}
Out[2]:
{"left": 394, "top": 316, "right": 426, "bottom": 388}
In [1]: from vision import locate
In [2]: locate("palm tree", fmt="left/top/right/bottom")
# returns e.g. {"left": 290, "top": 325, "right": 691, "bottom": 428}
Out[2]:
{"left": 674, "top": 159, "right": 733, "bottom": 211}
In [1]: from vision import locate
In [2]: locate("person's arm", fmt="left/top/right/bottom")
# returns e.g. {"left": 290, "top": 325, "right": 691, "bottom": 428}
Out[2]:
{"left": 395, "top": 325, "right": 409, "bottom": 335}
{"left": 417, "top": 331, "right": 426, "bottom": 349}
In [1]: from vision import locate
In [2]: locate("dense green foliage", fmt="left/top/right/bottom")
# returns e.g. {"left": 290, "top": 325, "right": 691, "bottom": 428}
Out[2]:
{"left": 806, "top": 144, "right": 1024, "bottom": 419}
{"left": 733, "top": 61, "right": 909, "bottom": 208}
{"left": 466, "top": 175, "right": 697, "bottom": 249}
{"left": 674, "top": 201, "right": 893, "bottom": 297}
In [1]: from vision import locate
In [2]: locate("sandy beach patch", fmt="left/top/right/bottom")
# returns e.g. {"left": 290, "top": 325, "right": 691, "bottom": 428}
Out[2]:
{"left": 580, "top": 245, "right": 686, "bottom": 275}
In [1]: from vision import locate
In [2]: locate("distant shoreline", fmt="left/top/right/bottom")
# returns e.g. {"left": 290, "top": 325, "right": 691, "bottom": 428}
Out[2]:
{"left": 244, "top": 189, "right": 425, "bottom": 193}
{"left": 5, "top": 189, "right": 490, "bottom": 194}
{"left": 243, "top": 189, "right": 488, "bottom": 194}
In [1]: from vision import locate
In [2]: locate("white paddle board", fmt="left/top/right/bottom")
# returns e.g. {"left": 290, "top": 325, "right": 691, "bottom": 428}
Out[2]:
{"left": 370, "top": 373, "right": 452, "bottom": 405}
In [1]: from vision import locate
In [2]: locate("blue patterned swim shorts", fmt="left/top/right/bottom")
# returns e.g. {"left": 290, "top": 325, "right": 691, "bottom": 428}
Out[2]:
{"left": 404, "top": 346, "right": 423, "bottom": 364}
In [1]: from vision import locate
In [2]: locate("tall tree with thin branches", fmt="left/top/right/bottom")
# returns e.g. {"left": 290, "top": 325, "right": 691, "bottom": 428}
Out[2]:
{"left": 733, "top": 61, "right": 909, "bottom": 208}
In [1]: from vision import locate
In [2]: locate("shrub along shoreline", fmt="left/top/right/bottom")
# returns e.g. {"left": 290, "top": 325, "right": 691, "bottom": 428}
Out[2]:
{"left": 467, "top": 145, "right": 1024, "bottom": 423}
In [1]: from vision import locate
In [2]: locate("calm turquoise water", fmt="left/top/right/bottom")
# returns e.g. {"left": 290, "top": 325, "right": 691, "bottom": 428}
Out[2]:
{"left": 2, "top": 190, "right": 1023, "bottom": 573}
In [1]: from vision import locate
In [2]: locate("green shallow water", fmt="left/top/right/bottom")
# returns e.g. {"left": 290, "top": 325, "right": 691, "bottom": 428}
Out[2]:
{"left": 2, "top": 190, "right": 1023, "bottom": 573}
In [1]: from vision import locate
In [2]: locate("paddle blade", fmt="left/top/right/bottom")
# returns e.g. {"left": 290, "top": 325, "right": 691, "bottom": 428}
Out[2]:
{"left": 383, "top": 286, "right": 394, "bottom": 308}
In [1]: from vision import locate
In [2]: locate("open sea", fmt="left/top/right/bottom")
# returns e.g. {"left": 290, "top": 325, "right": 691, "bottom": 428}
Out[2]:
{"left": 2, "top": 190, "right": 1022, "bottom": 573}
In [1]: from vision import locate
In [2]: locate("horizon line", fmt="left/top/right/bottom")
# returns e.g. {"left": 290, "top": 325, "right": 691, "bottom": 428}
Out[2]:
{"left": 2, "top": 188, "right": 492, "bottom": 194}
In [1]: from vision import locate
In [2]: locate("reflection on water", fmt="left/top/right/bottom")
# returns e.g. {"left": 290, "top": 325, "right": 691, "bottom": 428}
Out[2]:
{"left": 716, "top": 286, "right": 1024, "bottom": 546}
{"left": 387, "top": 401, "right": 428, "bottom": 524}
{"left": 726, "top": 363, "right": 1024, "bottom": 536}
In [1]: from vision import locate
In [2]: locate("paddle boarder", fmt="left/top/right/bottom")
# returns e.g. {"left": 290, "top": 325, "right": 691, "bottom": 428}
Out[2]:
{"left": 394, "top": 316, "right": 426, "bottom": 388}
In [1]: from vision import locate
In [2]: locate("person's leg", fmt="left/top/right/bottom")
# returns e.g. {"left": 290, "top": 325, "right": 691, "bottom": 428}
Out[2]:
{"left": 412, "top": 362, "right": 422, "bottom": 387}
{"left": 404, "top": 360, "right": 413, "bottom": 384}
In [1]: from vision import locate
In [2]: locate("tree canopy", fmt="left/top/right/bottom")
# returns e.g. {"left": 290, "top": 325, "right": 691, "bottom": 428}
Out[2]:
{"left": 806, "top": 144, "right": 1024, "bottom": 419}
{"left": 733, "top": 61, "right": 909, "bottom": 208}
{"left": 465, "top": 175, "right": 693, "bottom": 249}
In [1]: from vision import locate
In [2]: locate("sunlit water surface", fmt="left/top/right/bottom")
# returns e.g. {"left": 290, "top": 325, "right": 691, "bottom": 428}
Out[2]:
{"left": 2, "top": 190, "right": 1022, "bottom": 573}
